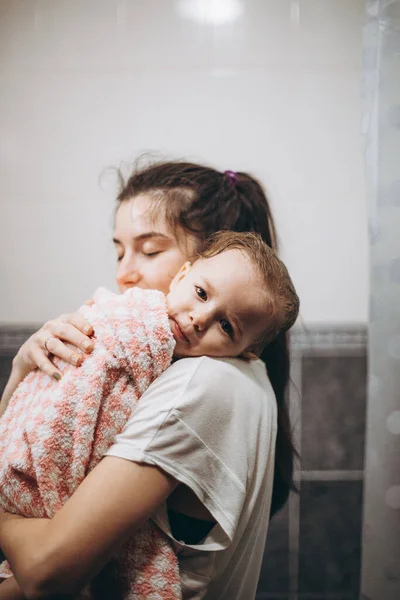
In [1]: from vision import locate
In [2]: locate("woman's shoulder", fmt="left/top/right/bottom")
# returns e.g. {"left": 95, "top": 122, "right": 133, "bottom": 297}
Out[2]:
{"left": 168, "top": 355, "right": 269, "bottom": 383}
{"left": 132, "top": 357, "right": 276, "bottom": 435}
{"left": 150, "top": 356, "right": 274, "bottom": 414}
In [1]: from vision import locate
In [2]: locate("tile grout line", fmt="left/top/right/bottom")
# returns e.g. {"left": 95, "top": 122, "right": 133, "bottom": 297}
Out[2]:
{"left": 288, "top": 352, "right": 302, "bottom": 600}
{"left": 295, "top": 470, "right": 364, "bottom": 481}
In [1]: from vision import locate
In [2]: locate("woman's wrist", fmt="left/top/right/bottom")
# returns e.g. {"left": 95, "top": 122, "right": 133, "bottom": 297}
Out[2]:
{"left": 0, "top": 362, "right": 28, "bottom": 419}
{"left": 0, "top": 577, "right": 26, "bottom": 600}
{"left": 11, "top": 352, "right": 32, "bottom": 379}
{"left": 0, "top": 512, "right": 53, "bottom": 598}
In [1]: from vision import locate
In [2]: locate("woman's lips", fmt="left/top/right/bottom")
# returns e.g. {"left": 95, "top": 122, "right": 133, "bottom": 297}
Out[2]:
{"left": 170, "top": 319, "right": 189, "bottom": 343}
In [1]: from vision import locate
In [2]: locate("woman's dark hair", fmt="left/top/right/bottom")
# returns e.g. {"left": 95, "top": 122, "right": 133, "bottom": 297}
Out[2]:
{"left": 117, "top": 159, "right": 297, "bottom": 517}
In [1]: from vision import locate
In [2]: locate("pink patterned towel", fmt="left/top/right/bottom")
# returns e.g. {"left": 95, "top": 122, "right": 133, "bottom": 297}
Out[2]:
{"left": 0, "top": 287, "right": 181, "bottom": 599}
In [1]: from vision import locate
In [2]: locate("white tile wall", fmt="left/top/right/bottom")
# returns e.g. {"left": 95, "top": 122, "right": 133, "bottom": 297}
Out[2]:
{"left": 0, "top": 0, "right": 368, "bottom": 324}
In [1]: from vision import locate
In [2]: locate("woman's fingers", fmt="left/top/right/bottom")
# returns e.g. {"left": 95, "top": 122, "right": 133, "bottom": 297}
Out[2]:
{"left": 13, "top": 312, "right": 95, "bottom": 380}
{"left": 42, "top": 337, "right": 84, "bottom": 368}
{"left": 40, "top": 319, "right": 94, "bottom": 366}
{"left": 53, "top": 313, "right": 94, "bottom": 338}
{"left": 43, "top": 318, "right": 94, "bottom": 354}
{"left": 30, "top": 345, "right": 63, "bottom": 380}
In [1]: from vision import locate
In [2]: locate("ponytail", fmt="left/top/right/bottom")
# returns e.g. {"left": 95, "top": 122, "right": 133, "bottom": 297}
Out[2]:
{"left": 260, "top": 331, "right": 297, "bottom": 517}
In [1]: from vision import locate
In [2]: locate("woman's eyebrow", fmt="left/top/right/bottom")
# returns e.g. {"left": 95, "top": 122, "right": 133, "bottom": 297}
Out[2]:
{"left": 134, "top": 232, "right": 170, "bottom": 242}
{"left": 112, "top": 232, "right": 170, "bottom": 244}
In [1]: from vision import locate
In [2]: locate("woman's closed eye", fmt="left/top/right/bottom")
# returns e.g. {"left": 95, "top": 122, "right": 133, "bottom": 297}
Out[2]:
{"left": 195, "top": 286, "right": 208, "bottom": 301}
{"left": 220, "top": 319, "right": 234, "bottom": 338}
{"left": 141, "top": 240, "right": 167, "bottom": 257}
{"left": 116, "top": 249, "right": 161, "bottom": 262}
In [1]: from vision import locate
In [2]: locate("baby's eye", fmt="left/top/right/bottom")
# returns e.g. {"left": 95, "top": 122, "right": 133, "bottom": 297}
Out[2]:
{"left": 220, "top": 319, "right": 234, "bottom": 337}
{"left": 196, "top": 286, "right": 207, "bottom": 301}
{"left": 116, "top": 255, "right": 123, "bottom": 263}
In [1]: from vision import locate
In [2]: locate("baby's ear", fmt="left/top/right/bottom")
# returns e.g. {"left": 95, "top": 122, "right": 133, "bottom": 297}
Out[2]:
{"left": 169, "top": 261, "right": 192, "bottom": 291}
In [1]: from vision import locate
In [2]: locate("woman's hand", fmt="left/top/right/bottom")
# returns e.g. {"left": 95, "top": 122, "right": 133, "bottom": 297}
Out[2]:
{"left": 0, "top": 307, "right": 95, "bottom": 420}
{"left": 13, "top": 311, "right": 94, "bottom": 381}
{"left": 0, "top": 310, "right": 94, "bottom": 419}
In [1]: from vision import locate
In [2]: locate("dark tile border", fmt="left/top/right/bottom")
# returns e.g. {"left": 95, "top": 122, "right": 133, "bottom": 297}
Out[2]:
{"left": 0, "top": 326, "right": 39, "bottom": 356}
{"left": 290, "top": 326, "right": 367, "bottom": 354}
{"left": 0, "top": 325, "right": 368, "bottom": 355}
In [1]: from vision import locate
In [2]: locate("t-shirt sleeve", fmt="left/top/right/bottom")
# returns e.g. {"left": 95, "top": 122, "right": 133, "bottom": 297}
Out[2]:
{"left": 104, "top": 356, "right": 255, "bottom": 549}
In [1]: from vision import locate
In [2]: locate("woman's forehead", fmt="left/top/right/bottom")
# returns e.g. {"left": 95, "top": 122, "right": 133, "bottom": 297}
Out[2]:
{"left": 114, "top": 196, "right": 198, "bottom": 257}
{"left": 115, "top": 195, "right": 171, "bottom": 237}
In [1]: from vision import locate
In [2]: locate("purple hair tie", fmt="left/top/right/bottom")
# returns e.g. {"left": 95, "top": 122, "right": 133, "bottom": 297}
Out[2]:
{"left": 224, "top": 170, "right": 238, "bottom": 186}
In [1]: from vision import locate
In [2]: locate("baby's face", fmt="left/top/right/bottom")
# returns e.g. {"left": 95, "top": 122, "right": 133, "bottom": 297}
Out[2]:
{"left": 166, "top": 249, "right": 270, "bottom": 359}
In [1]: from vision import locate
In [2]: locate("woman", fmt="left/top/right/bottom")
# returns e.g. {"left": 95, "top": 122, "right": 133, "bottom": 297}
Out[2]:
{"left": 0, "top": 160, "right": 296, "bottom": 600}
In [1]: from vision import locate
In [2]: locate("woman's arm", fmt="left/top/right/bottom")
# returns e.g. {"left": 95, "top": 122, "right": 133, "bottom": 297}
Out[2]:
{"left": 0, "top": 577, "right": 26, "bottom": 600}
{"left": 0, "top": 457, "right": 178, "bottom": 599}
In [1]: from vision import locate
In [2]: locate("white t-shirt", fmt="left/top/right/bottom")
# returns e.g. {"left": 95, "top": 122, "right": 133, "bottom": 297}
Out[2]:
{"left": 105, "top": 355, "right": 277, "bottom": 600}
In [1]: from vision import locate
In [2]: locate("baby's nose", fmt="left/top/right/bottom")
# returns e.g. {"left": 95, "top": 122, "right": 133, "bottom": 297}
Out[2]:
{"left": 191, "top": 309, "right": 211, "bottom": 332}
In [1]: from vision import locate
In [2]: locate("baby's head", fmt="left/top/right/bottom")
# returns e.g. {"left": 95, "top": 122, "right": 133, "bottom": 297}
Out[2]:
{"left": 166, "top": 231, "right": 299, "bottom": 359}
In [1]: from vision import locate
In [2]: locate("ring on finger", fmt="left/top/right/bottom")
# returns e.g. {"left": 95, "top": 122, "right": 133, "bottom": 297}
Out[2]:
{"left": 44, "top": 336, "right": 55, "bottom": 353}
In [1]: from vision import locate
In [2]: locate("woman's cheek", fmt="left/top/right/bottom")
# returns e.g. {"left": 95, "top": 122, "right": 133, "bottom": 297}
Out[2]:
{"left": 163, "top": 255, "right": 184, "bottom": 281}
{"left": 149, "top": 259, "right": 175, "bottom": 293}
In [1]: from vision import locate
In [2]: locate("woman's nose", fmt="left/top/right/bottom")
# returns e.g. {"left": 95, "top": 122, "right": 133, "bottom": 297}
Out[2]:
{"left": 116, "top": 256, "right": 141, "bottom": 290}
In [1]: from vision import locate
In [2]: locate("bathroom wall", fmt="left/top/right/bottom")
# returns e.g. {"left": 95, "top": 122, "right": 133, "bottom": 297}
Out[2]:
{"left": 0, "top": 2, "right": 369, "bottom": 598}
{"left": 0, "top": 0, "right": 368, "bottom": 325}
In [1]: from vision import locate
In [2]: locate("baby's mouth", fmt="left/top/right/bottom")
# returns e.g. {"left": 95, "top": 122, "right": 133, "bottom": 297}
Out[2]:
{"left": 170, "top": 318, "right": 189, "bottom": 343}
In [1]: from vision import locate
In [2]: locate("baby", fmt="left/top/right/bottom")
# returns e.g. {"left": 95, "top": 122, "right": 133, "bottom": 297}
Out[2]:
{"left": 167, "top": 230, "right": 298, "bottom": 360}
{"left": 0, "top": 230, "right": 299, "bottom": 598}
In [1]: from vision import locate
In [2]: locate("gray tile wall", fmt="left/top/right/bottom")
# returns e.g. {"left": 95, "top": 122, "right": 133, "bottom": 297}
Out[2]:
{"left": 257, "top": 327, "right": 367, "bottom": 600}
{"left": 301, "top": 356, "right": 366, "bottom": 471}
